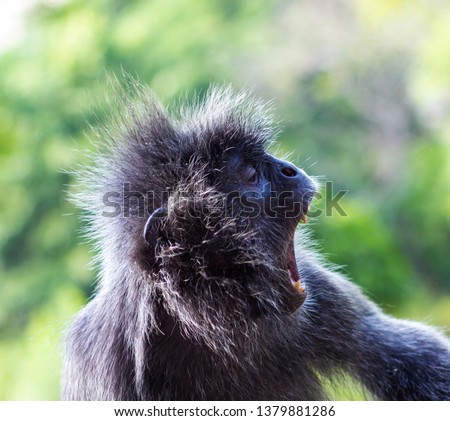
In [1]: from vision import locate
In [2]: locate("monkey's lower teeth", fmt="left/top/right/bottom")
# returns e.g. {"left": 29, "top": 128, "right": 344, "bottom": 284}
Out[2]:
{"left": 288, "top": 269, "right": 304, "bottom": 293}
{"left": 293, "top": 280, "right": 304, "bottom": 293}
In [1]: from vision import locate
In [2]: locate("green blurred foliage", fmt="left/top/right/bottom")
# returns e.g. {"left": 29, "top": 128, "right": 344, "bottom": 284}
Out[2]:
{"left": 0, "top": 0, "right": 449, "bottom": 400}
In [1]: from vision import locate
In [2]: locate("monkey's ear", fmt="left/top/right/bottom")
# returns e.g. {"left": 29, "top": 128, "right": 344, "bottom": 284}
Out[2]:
{"left": 143, "top": 207, "right": 168, "bottom": 248}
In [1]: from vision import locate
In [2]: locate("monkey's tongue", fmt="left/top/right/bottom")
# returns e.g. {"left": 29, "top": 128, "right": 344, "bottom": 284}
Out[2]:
{"left": 287, "top": 240, "right": 304, "bottom": 293}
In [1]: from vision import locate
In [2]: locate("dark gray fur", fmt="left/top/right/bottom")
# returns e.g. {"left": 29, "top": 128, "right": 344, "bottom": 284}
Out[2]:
{"left": 62, "top": 85, "right": 450, "bottom": 400}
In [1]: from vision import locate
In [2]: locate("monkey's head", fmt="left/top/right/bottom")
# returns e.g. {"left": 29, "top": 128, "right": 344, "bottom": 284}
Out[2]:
{"left": 80, "top": 86, "right": 316, "bottom": 353}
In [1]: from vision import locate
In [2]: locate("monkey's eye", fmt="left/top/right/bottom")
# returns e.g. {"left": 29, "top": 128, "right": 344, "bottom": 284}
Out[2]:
{"left": 243, "top": 166, "right": 258, "bottom": 185}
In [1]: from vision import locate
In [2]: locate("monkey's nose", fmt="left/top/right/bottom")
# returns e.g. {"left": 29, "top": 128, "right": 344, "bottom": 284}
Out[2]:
{"left": 276, "top": 159, "right": 303, "bottom": 182}
{"left": 281, "top": 164, "right": 298, "bottom": 178}
{"left": 273, "top": 157, "right": 317, "bottom": 201}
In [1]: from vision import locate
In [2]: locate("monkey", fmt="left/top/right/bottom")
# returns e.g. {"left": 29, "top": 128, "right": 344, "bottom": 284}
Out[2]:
{"left": 62, "top": 85, "right": 450, "bottom": 400}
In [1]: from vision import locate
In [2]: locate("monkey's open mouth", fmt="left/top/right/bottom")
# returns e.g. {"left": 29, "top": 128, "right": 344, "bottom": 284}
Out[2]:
{"left": 287, "top": 213, "right": 308, "bottom": 296}
{"left": 288, "top": 239, "right": 304, "bottom": 293}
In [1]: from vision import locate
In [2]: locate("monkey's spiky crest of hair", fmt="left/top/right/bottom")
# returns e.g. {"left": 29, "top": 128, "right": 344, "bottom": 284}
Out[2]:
{"left": 179, "top": 85, "right": 279, "bottom": 145}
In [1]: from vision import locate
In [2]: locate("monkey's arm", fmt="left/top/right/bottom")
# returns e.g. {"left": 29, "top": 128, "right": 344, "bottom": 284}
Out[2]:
{"left": 300, "top": 262, "right": 450, "bottom": 400}
{"left": 355, "top": 311, "right": 450, "bottom": 400}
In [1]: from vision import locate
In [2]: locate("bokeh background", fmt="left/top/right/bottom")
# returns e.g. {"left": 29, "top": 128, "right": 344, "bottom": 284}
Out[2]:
{"left": 0, "top": 0, "right": 449, "bottom": 400}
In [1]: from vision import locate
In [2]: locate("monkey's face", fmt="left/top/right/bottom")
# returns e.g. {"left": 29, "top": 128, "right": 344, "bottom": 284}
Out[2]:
{"left": 211, "top": 148, "right": 316, "bottom": 310}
